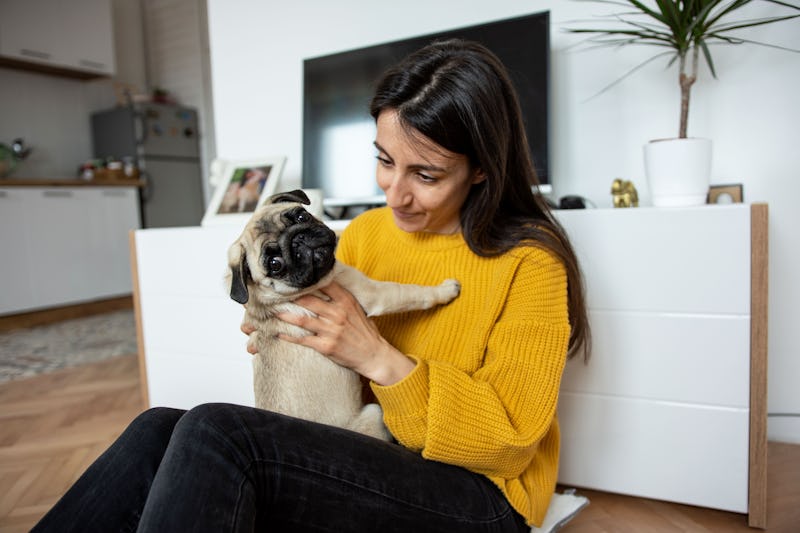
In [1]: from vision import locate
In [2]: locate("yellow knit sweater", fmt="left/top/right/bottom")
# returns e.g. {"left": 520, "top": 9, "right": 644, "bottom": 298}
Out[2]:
{"left": 336, "top": 207, "right": 571, "bottom": 527}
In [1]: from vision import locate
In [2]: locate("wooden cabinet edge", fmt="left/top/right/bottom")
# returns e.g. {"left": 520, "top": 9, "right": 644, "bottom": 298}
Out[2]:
{"left": 129, "top": 230, "right": 150, "bottom": 410}
{"left": 748, "top": 203, "right": 769, "bottom": 529}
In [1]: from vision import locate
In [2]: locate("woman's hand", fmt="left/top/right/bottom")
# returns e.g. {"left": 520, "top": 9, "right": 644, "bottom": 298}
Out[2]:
{"left": 275, "top": 281, "right": 416, "bottom": 386}
{"left": 240, "top": 321, "right": 258, "bottom": 355}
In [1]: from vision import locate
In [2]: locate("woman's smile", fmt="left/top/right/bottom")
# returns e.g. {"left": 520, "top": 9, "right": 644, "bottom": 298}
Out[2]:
{"left": 392, "top": 209, "right": 418, "bottom": 220}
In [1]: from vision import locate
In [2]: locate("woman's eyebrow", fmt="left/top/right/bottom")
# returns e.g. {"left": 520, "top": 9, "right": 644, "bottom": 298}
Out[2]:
{"left": 373, "top": 141, "right": 388, "bottom": 156}
{"left": 373, "top": 141, "right": 448, "bottom": 173}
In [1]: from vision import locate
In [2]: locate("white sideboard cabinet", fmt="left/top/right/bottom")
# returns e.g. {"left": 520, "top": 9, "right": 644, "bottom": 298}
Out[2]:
{"left": 556, "top": 204, "right": 768, "bottom": 528}
{"left": 0, "top": 185, "right": 141, "bottom": 314}
{"left": 131, "top": 204, "right": 767, "bottom": 527}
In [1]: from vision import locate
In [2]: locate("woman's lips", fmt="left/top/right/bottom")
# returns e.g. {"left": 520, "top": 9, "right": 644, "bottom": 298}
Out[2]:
{"left": 392, "top": 209, "right": 418, "bottom": 220}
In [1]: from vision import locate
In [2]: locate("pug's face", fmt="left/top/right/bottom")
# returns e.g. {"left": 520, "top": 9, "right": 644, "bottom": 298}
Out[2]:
{"left": 228, "top": 190, "right": 336, "bottom": 304}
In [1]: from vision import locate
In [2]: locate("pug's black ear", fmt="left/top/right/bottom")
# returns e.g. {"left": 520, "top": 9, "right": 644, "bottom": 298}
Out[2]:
{"left": 269, "top": 189, "right": 310, "bottom": 206}
{"left": 229, "top": 251, "right": 251, "bottom": 304}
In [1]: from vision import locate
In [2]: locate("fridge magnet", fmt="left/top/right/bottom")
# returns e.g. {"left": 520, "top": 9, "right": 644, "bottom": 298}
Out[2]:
{"left": 202, "top": 156, "right": 286, "bottom": 227}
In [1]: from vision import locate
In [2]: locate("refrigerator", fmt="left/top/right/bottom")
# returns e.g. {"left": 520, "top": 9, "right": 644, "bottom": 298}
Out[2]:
{"left": 91, "top": 103, "right": 205, "bottom": 228}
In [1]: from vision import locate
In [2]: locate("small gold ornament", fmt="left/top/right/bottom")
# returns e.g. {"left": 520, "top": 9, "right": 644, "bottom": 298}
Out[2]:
{"left": 611, "top": 179, "right": 639, "bottom": 208}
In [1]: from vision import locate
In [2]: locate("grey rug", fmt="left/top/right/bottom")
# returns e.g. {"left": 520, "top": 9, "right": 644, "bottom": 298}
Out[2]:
{"left": 0, "top": 310, "right": 138, "bottom": 384}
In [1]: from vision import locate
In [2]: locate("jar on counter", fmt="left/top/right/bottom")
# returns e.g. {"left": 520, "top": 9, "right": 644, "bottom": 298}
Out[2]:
{"left": 122, "top": 157, "right": 140, "bottom": 180}
{"left": 79, "top": 162, "right": 94, "bottom": 180}
{"left": 107, "top": 160, "right": 124, "bottom": 180}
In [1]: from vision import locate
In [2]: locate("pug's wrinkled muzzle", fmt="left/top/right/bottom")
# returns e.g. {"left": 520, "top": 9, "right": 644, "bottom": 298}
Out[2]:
{"left": 284, "top": 225, "right": 336, "bottom": 288}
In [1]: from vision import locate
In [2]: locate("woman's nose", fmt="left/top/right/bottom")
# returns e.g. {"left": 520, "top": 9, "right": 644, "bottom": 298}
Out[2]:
{"left": 380, "top": 173, "right": 410, "bottom": 207}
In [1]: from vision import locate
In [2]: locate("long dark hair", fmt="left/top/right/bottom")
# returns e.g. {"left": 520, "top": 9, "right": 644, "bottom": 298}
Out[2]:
{"left": 370, "top": 39, "right": 590, "bottom": 360}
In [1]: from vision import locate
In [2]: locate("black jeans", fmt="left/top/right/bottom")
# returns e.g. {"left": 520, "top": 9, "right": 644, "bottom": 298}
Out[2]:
{"left": 32, "top": 403, "right": 529, "bottom": 532}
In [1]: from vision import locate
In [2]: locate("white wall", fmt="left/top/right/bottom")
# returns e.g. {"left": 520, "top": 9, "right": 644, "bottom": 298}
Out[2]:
{"left": 142, "top": 0, "right": 216, "bottom": 205}
{"left": 0, "top": 67, "right": 112, "bottom": 177}
{"left": 206, "top": 0, "right": 800, "bottom": 443}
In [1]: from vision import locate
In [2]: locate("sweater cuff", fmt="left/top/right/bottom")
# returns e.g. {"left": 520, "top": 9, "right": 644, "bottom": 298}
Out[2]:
{"left": 371, "top": 354, "right": 429, "bottom": 416}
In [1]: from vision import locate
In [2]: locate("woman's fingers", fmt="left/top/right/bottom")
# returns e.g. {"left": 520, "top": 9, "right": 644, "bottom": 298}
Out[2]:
{"left": 241, "top": 317, "right": 258, "bottom": 354}
{"left": 246, "top": 332, "right": 258, "bottom": 354}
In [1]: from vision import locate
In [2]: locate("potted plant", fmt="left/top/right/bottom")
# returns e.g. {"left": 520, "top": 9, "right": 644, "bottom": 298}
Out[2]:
{"left": 566, "top": 0, "right": 800, "bottom": 206}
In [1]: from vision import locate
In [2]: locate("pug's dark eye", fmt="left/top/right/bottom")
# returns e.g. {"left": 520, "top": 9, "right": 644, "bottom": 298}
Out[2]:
{"left": 267, "top": 256, "right": 285, "bottom": 275}
{"left": 286, "top": 207, "right": 312, "bottom": 225}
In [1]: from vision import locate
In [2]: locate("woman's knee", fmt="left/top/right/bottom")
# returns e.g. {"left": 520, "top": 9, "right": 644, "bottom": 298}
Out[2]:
{"left": 170, "top": 403, "right": 259, "bottom": 443}
{"left": 127, "top": 407, "right": 184, "bottom": 439}
{"left": 164, "top": 403, "right": 280, "bottom": 472}
{"left": 170, "top": 404, "right": 305, "bottom": 457}
{"left": 131, "top": 406, "right": 185, "bottom": 431}
{"left": 107, "top": 407, "right": 185, "bottom": 463}
{"left": 178, "top": 403, "right": 244, "bottom": 428}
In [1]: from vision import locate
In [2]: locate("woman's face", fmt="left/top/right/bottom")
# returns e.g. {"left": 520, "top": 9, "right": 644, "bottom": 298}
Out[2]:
{"left": 374, "top": 110, "right": 485, "bottom": 235}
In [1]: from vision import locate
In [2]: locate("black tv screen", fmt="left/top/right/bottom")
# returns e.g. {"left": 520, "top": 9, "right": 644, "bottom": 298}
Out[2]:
{"left": 302, "top": 11, "right": 550, "bottom": 203}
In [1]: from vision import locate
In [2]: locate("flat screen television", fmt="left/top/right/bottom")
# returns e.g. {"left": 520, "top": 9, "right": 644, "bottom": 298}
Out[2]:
{"left": 302, "top": 11, "right": 551, "bottom": 206}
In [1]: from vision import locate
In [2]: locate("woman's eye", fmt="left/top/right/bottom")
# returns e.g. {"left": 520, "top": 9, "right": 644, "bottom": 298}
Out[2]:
{"left": 267, "top": 256, "right": 285, "bottom": 274}
{"left": 417, "top": 173, "right": 437, "bottom": 183}
{"left": 375, "top": 155, "right": 392, "bottom": 167}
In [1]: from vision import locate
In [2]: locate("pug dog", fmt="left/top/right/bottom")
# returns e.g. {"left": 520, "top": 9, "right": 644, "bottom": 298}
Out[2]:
{"left": 227, "top": 189, "right": 460, "bottom": 440}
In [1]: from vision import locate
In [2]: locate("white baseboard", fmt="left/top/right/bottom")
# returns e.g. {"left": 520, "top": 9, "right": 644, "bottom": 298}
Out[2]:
{"left": 768, "top": 415, "right": 800, "bottom": 444}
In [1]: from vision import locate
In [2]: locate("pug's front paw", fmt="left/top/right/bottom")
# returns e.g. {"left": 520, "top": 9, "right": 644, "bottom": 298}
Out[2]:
{"left": 440, "top": 279, "right": 461, "bottom": 301}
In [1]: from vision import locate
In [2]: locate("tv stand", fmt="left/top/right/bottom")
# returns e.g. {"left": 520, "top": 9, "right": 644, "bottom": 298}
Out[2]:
{"left": 322, "top": 195, "right": 386, "bottom": 221}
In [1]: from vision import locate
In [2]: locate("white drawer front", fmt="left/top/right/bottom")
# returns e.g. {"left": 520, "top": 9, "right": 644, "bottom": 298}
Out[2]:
{"left": 562, "top": 310, "right": 750, "bottom": 408}
{"left": 557, "top": 206, "right": 750, "bottom": 315}
{"left": 558, "top": 392, "right": 749, "bottom": 513}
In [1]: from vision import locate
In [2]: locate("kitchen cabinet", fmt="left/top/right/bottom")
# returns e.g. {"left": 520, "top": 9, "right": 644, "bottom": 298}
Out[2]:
{"left": 0, "top": 0, "right": 115, "bottom": 78}
{"left": 0, "top": 185, "right": 140, "bottom": 315}
{"left": 0, "top": 188, "right": 37, "bottom": 312}
{"left": 59, "top": 0, "right": 115, "bottom": 74}
{"left": 87, "top": 188, "right": 142, "bottom": 295}
{"left": 25, "top": 188, "right": 96, "bottom": 308}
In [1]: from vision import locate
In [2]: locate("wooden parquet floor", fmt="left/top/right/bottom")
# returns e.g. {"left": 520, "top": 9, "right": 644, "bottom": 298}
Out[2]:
{"left": 0, "top": 353, "right": 798, "bottom": 532}
{"left": 0, "top": 354, "right": 143, "bottom": 533}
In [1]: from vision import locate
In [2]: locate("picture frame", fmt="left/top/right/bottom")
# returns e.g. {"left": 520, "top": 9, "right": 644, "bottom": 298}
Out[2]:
{"left": 201, "top": 156, "right": 286, "bottom": 226}
{"left": 707, "top": 184, "right": 744, "bottom": 205}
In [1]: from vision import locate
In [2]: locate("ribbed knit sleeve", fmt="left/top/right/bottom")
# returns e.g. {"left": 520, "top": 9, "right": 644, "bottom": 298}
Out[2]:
{"left": 336, "top": 208, "right": 571, "bottom": 527}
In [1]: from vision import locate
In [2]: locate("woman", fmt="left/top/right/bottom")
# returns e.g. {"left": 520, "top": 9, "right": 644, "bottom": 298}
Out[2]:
{"left": 33, "top": 39, "right": 589, "bottom": 532}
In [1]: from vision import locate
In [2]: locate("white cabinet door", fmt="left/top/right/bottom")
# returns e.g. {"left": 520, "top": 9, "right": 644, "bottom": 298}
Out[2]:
{"left": 0, "top": 0, "right": 60, "bottom": 66}
{"left": 0, "top": 188, "right": 37, "bottom": 314}
{"left": 84, "top": 187, "right": 140, "bottom": 296}
{"left": 27, "top": 188, "right": 95, "bottom": 307}
{"left": 58, "top": 0, "right": 115, "bottom": 75}
{"left": 0, "top": 0, "right": 115, "bottom": 76}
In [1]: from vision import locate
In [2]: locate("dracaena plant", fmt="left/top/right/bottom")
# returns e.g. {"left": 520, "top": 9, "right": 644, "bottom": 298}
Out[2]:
{"left": 566, "top": 0, "right": 800, "bottom": 138}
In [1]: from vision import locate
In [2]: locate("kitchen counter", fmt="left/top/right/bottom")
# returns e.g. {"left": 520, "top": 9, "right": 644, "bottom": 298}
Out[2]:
{"left": 0, "top": 178, "right": 146, "bottom": 187}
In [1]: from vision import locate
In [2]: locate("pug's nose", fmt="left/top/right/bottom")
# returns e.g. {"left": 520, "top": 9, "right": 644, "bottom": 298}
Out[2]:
{"left": 291, "top": 232, "right": 331, "bottom": 261}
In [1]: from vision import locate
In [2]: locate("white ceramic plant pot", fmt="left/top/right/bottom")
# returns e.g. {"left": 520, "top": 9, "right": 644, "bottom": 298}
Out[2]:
{"left": 644, "top": 138, "right": 712, "bottom": 207}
